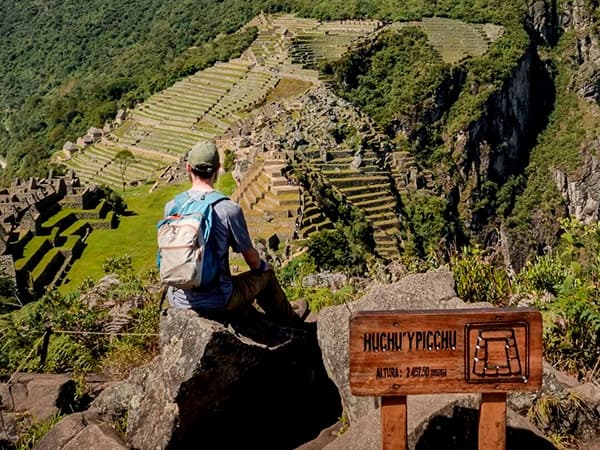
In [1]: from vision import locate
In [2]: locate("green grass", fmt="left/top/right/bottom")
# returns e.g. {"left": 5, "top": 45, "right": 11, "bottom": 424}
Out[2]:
{"left": 15, "top": 237, "right": 50, "bottom": 270}
{"left": 32, "top": 249, "right": 62, "bottom": 279}
{"left": 60, "top": 172, "right": 238, "bottom": 293}
{"left": 41, "top": 209, "right": 77, "bottom": 229}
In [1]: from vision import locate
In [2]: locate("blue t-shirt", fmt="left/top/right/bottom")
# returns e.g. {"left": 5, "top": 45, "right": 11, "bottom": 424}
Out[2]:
{"left": 164, "top": 188, "right": 253, "bottom": 309}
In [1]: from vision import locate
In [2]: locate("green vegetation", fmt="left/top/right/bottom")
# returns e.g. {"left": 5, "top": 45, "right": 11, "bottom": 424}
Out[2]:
{"left": 403, "top": 192, "right": 456, "bottom": 260}
{"left": 16, "top": 412, "right": 64, "bottom": 450}
{"left": 0, "top": 259, "right": 159, "bottom": 378}
{"left": 451, "top": 219, "right": 600, "bottom": 378}
{"left": 332, "top": 28, "right": 450, "bottom": 138}
{"left": 451, "top": 246, "right": 511, "bottom": 305}
{"left": 307, "top": 228, "right": 367, "bottom": 275}
{"left": 279, "top": 253, "right": 359, "bottom": 312}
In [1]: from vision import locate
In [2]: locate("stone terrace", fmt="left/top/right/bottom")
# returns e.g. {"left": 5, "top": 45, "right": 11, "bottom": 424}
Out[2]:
{"left": 0, "top": 174, "right": 116, "bottom": 300}
{"left": 289, "top": 19, "right": 382, "bottom": 70}
{"left": 61, "top": 140, "right": 173, "bottom": 189}
{"left": 388, "top": 17, "right": 504, "bottom": 64}
{"left": 231, "top": 153, "right": 300, "bottom": 244}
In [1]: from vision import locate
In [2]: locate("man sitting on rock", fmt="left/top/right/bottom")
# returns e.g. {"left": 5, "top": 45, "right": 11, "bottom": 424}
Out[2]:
{"left": 163, "top": 140, "right": 308, "bottom": 326}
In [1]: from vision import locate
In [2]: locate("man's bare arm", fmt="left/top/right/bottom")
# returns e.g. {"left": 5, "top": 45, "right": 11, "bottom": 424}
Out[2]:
{"left": 241, "top": 247, "right": 268, "bottom": 271}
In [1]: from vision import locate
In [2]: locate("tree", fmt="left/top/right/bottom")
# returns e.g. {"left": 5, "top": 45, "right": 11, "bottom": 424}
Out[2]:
{"left": 114, "top": 149, "right": 136, "bottom": 191}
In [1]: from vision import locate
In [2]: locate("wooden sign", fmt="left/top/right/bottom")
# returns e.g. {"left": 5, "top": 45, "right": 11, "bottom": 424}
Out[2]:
{"left": 350, "top": 308, "right": 543, "bottom": 396}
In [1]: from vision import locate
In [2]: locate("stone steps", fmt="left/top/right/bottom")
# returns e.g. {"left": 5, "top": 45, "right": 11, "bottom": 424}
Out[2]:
{"left": 299, "top": 220, "right": 333, "bottom": 237}
{"left": 328, "top": 175, "right": 389, "bottom": 188}
{"left": 340, "top": 183, "right": 391, "bottom": 196}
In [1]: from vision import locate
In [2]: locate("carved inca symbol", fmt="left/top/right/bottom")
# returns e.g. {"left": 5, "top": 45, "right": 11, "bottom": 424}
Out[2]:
{"left": 472, "top": 328, "right": 521, "bottom": 376}
{"left": 465, "top": 322, "right": 529, "bottom": 384}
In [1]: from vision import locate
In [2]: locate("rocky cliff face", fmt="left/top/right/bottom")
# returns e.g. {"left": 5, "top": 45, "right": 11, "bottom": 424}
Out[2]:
{"left": 554, "top": 150, "right": 600, "bottom": 223}
{"left": 549, "top": 0, "right": 600, "bottom": 223}
{"left": 562, "top": 0, "right": 600, "bottom": 104}
{"left": 448, "top": 45, "right": 552, "bottom": 231}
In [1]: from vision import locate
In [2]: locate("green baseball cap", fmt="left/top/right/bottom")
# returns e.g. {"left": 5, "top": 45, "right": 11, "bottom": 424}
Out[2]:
{"left": 187, "top": 141, "right": 219, "bottom": 172}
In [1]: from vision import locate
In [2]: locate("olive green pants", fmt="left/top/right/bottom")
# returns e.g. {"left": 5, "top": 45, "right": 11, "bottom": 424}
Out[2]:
{"left": 226, "top": 269, "right": 298, "bottom": 325}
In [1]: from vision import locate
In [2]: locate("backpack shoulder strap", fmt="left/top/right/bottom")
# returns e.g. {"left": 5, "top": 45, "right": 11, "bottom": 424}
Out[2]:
{"left": 166, "top": 192, "right": 192, "bottom": 216}
{"left": 185, "top": 191, "right": 228, "bottom": 212}
{"left": 164, "top": 191, "right": 228, "bottom": 219}
{"left": 204, "top": 191, "right": 228, "bottom": 207}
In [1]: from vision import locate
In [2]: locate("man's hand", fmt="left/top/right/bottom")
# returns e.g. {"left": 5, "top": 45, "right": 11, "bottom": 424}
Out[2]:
{"left": 252, "top": 259, "right": 271, "bottom": 273}
{"left": 241, "top": 247, "right": 270, "bottom": 272}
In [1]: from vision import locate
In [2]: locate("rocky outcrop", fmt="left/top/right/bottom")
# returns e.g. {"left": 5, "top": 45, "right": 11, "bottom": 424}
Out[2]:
{"left": 560, "top": 0, "right": 600, "bottom": 226}
{"left": 561, "top": 0, "right": 600, "bottom": 103}
{"left": 93, "top": 308, "right": 341, "bottom": 450}
{"left": 450, "top": 46, "right": 552, "bottom": 231}
{"left": 32, "top": 410, "right": 127, "bottom": 450}
{"left": 0, "top": 374, "right": 77, "bottom": 447}
{"left": 554, "top": 150, "right": 600, "bottom": 223}
{"left": 527, "top": 0, "right": 559, "bottom": 46}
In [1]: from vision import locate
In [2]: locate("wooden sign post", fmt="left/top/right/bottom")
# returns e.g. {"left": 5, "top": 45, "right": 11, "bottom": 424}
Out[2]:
{"left": 349, "top": 308, "right": 543, "bottom": 450}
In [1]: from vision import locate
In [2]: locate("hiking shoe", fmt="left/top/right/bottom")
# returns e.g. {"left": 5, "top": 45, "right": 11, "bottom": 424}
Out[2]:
{"left": 291, "top": 299, "right": 310, "bottom": 322}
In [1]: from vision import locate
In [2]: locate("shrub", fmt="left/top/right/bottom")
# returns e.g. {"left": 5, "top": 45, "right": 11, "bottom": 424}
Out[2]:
{"left": 450, "top": 246, "right": 511, "bottom": 305}
{"left": 543, "top": 286, "right": 600, "bottom": 376}
{"left": 307, "top": 227, "right": 367, "bottom": 275}
{"left": 404, "top": 191, "right": 454, "bottom": 260}
{"left": 16, "top": 412, "right": 64, "bottom": 450}
{"left": 515, "top": 254, "right": 567, "bottom": 295}
{"left": 514, "top": 219, "right": 600, "bottom": 377}
{"left": 279, "top": 253, "right": 317, "bottom": 287}
{"left": 102, "top": 254, "right": 133, "bottom": 275}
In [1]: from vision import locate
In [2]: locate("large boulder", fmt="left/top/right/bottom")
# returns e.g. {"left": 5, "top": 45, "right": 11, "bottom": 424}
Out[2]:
{"left": 94, "top": 308, "right": 341, "bottom": 449}
{"left": 0, "top": 373, "right": 76, "bottom": 421}
{"left": 0, "top": 373, "right": 76, "bottom": 447}
{"left": 317, "top": 267, "right": 490, "bottom": 424}
{"left": 32, "top": 410, "right": 127, "bottom": 450}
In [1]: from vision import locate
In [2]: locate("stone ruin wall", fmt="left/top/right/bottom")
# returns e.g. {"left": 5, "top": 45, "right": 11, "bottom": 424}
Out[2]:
{"left": 0, "top": 172, "right": 99, "bottom": 294}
